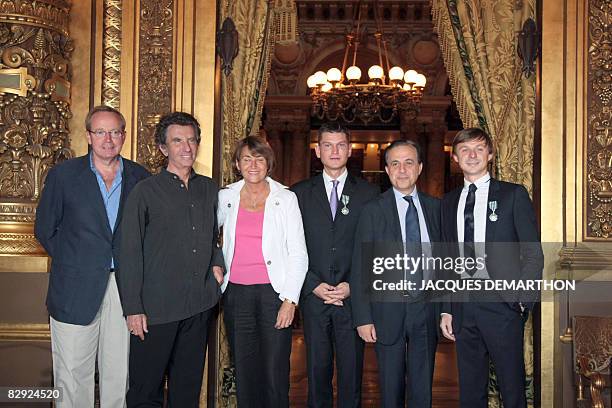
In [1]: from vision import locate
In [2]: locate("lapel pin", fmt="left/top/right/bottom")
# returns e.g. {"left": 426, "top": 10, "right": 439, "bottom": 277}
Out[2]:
{"left": 488, "top": 201, "right": 498, "bottom": 222}
{"left": 228, "top": 203, "right": 231, "bottom": 208}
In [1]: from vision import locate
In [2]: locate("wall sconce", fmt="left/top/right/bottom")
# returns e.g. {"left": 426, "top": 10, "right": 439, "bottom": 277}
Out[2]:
{"left": 518, "top": 18, "right": 540, "bottom": 78}
{"left": 216, "top": 17, "right": 239, "bottom": 76}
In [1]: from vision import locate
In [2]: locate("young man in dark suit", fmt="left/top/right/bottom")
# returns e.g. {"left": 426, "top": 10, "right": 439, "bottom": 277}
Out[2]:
{"left": 292, "top": 122, "right": 378, "bottom": 408}
{"left": 35, "top": 105, "right": 150, "bottom": 407}
{"left": 350, "top": 140, "right": 441, "bottom": 408}
{"left": 439, "top": 128, "right": 543, "bottom": 408}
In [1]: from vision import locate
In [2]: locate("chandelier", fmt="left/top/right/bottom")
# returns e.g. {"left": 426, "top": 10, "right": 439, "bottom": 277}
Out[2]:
{"left": 306, "top": 1, "right": 427, "bottom": 125}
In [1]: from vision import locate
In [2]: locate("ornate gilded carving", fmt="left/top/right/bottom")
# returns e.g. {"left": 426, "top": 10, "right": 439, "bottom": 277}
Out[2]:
{"left": 136, "top": 0, "right": 173, "bottom": 174}
{"left": 0, "top": 232, "right": 45, "bottom": 254}
{"left": 0, "top": 0, "right": 70, "bottom": 36}
{"left": 0, "top": 0, "right": 73, "bottom": 256}
{"left": 102, "top": 0, "right": 122, "bottom": 108}
{"left": 0, "top": 27, "right": 73, "bottom": 199}
{"left": 0, "top": 201, "right": 35, "bottom": 222}
{"left": 586, "top": 0, "right": 612, "bottom": 239}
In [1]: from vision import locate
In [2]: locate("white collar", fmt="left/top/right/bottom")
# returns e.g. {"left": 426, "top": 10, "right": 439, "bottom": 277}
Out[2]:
{"left": 225, "top": 177, "right": 286, "bottom": 193}
{"left": 393, "top": 186, "right": 418, "bottom": 201}
{"left": 322, "top": 168, "right": 348, "bottom": 185}
{"left": 463, "top": 173, "right": 491, "bottom": 189}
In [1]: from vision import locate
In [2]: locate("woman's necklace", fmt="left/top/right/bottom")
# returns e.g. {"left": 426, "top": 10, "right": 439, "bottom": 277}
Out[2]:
{"left": 243, "top": 185, "right": 268, "bottom": 210}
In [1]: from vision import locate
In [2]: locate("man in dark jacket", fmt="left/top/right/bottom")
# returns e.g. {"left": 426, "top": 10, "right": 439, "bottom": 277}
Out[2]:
{"left": 35, "top": 105, "right": 150, "bottom": 408}
{"left": 439, "top": 128, "right": 543, "bottom": 408}
{"left": 350, "top": 140, "right": 441, "bottom": 408}
{"left": 118, "top": 112, "right": 224, "bottom": 407}
{"left": 292, "top": 123, "right": 378, "bottom": 408}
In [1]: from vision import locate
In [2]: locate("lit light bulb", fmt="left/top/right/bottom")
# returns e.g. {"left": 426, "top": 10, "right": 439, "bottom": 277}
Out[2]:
{"left": 321, "top": 82, "right": 333, "bottom": 92}
{"left": 389, "top": 66, "right": 404, "bottom": 81}
{"left": 307, "top": 75, "right": 318, "bottom": 88}
{"left": 368, "top": 65, "right": 384, "bottom": 80}
{"left": 346, "top": 66, "right": 362, "bottom": 81}
{"left": 314, "top": 71, "right": 328, "bottom": 86}
{"left": 402, "top": 83, "right": 411, "bottom": 91}
{"left": 404, "top": 70, "right": 419, "bottom": 84}
{"left": 415, "top": 73, "right": 427, "bottom": 88}
{"left": 326, "top": 68, "right": 342, "bottom": 83}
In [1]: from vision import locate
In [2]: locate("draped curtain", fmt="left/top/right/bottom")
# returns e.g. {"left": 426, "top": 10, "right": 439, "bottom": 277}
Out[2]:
{"left": 217, "top": 1, "right": 278, "bottom": 406}
{"left": 220, "top": 0, "right": 277, "bottom": 186}
{"left": 431, "top": 0, "right": 536, "bottom": 192}
{"left": 430, "top": 0, "right": 537, "bottom": 406}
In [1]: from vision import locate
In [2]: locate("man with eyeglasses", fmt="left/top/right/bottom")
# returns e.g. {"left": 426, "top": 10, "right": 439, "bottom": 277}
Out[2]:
{"left": 291, "top": 122, "right": 378, "bottom": 408}
{"left": 35, "top": 105, "right": 150, "bottom": 407}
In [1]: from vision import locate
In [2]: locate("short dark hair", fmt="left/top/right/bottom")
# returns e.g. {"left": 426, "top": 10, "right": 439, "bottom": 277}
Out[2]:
{"left": 231, "top": 136, "right": 275, "bottom": 177}
{"left": 317, "top": 122, "right": 350, "bottom": 143}
{"left": 384, "top": 139, "right": 423, "bottom": 165}
{"left": 452, "top": 127, "right": 494, "bottom": 154}
{"left": 85, "top": 105, "right": 126, "bottom": 131}
{"left": 155, "top": 112, "right": 202, "bottom": 145}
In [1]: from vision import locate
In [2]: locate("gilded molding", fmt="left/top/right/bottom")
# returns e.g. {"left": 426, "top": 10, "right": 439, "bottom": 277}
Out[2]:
{"left": 0, "top": 232, "right": 45, "bottom": 255}
{"left": 0, "top": 0, "right": 70, "bottom": 37}
{"left": 0, "top": 201, "right": 36, "bottom": 223}
{"left": 0, "top": 1, "right": 73, "bottom": 256}
{"left": 585, "top": 0, "right": 612, "bottom": 240}
{"left": 0, "top": 323, "right": 50, "bottom": 341}
{"left": 136, "top": 0, "right": 173, "bottom": 174}
{"left": 102, "top": 0, "right": 122, "bottom": 108}
{"left": 558, "top": 245, "right": 612, "bottom": 270}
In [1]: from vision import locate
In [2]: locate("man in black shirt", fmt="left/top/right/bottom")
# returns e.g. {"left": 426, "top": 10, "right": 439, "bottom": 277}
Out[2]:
{"left": 118, "top": 112, "right": 224, "bottom": 407}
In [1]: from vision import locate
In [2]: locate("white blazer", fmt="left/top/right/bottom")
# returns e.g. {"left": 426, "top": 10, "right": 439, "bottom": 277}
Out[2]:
{"left": 217, "top": 177, "right": 308, "bottom": 304}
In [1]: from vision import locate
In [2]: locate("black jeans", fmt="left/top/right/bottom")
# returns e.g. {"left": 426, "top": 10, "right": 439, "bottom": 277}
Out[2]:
{"left": 126, "top": 309, "right": 213, "bottom": 408}
{"left": 223, "top": 283, "right": 292, "bottom": 408}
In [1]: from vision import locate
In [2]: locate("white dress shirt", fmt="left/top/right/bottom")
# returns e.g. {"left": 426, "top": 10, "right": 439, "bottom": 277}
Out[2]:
{"left": 322, "top": 168, "right": 348, "bottom": 200}
{"left": 456, "top": 172, "right": 491, "bottom": 279}
{"left": 393, "top": 187, "right": 433, "bottom": 282}
{"left": 393, "top": 187, "right": 431, "bottom": 245}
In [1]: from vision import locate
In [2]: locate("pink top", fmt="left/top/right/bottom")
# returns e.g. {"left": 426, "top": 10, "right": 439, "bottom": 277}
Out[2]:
{"left": 229, "top": 207, "right": 271, "bottom": 285}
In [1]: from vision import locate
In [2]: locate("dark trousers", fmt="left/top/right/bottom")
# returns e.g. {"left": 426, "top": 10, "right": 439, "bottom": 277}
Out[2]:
{"left": 455, "top": 302, "right": 526, "bottom": 408}
{"left": 302, "top": 295, "right": 364, "bottom": 408}
{"left": 223, "top": 283, "right": 292, "bottom": 408}
{"left": 126, "top": 309, "right": 213, "bottom": 408}
{"left": 374, "top": 302, "right": 437, "bottom": 408}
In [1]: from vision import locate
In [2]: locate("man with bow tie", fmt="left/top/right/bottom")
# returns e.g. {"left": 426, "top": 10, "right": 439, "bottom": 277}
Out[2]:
{"left": 291, "top": 122, "right": 378, "bottom": 408}
{"left": 439, "top": 128, "right": 543, "bottom": 408}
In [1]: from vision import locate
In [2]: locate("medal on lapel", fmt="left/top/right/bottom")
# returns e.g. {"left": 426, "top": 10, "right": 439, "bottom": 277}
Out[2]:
{"left": 488, "top": 201, "right": 498, "bottom": 222}
{"left": 340, "top": 195, "right": 350, "bottom": 215}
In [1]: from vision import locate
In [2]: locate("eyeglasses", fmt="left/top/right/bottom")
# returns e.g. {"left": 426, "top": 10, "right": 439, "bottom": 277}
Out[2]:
{"left": 88, "top": 129, "right": 124, "bottom": 139}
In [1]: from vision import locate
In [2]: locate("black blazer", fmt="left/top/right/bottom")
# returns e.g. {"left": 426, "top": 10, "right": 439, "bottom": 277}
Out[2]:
{"left": 350, "top": 188, "right": 441, "bottom": 345}
{"left": 440, "top": 178, "right": 544, "bottom": 331}
{"left": 35, "top": 155, "right": 150, "bottom": 325}
{"left": 291, "top": 173, "right": 379, "bottom": 299}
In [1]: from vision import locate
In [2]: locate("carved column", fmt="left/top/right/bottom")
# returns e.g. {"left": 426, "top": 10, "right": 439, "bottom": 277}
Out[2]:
{"left": 424, "top": 109, "right": 447, "bottom": 198}
{"left": 263, "top": 124, "right": 285, "bottom": 182}
{"left": 399, "top": 110, "right": 419, "bottom": 142}
{"left": 264, "top": 95, "right": 312, "bottom": 186}
{"left": 586, "top": 0, "right": 612, "bottom": 240}
{"left": 0, "top": 0, "right": 73, "bottom": 255}
{"left": 287, "top": 114, "right": 310, "bottom": 186}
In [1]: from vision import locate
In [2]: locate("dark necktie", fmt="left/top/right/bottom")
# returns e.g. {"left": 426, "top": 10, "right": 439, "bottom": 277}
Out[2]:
{"left": 330, "top": 180, "right": 339, "bottom": 220}
{"left": 403, "top": 196, "right": 423, "bottom": 296}
{"left": 464, "top": 183, "right": 477, "bottom": 276}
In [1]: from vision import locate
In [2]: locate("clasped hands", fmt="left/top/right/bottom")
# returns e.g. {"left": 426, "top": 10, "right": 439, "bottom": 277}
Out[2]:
{"left": 313, "top": 282, "right": 350, "bottom": 306}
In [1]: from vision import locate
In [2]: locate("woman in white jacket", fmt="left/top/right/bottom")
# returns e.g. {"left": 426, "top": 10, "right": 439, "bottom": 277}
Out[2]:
{"left": 217, "top": 136, "right": 308, "bottom": 407}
